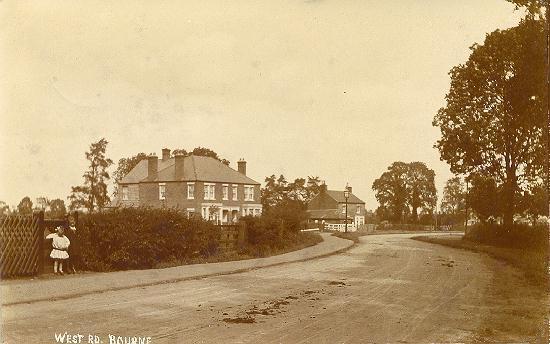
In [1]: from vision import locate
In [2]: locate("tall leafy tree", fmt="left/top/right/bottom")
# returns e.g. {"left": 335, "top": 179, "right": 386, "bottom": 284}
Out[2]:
{"left": 519, "top": 184, "right": 548, "bottom": 225}
{"left": 69, "top": 138, "right": 113, "bottom": 213}
{"left": 466, "top": 174, "right": 502, "bottom": 223}
{"left": 406, "top": 162, "right": 437, "bottom": 222}
{"left": 17, "top": 196, "right": 33, "bottom": 215}
{"left": 372, "top": 162, "right": 409, "bottom": 223}
{"left": 47, "top": 199, "right": 67, "bottom": 218}
{"left": 433, "top": 19, "right": 546, "bottom": 226}
{"left": 441, "top": 177, "right": 466, "bottom": 224}
{"left": 373, "top": 162, "right": 437, "bottom": 223}
{"left": 261, "top": 175, "right": 322, "bottom": 211}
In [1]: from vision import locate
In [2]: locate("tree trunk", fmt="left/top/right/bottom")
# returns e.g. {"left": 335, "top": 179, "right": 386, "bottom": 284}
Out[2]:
{"left": 502, "top": 175, "right": 516, "bottom": 227}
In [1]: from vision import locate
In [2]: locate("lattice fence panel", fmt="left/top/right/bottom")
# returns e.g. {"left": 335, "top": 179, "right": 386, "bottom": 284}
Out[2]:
{"left": 0, "top": 214, "right": 41, "bottom": 278}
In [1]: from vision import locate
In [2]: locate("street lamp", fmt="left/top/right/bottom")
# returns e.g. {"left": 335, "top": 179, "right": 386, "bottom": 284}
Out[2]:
{"left": 344, "top": 184, "right": 350, "bottom": 233}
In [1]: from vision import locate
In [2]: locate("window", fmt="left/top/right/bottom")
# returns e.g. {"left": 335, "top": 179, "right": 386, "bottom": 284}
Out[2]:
{"left": 159, "top": 183, "right": 166, "bottom": 200}
{"left": 356, "top": 205, "right": 361, "bottom": 214}
{"left": 341, "top": 206, "right": 346, "bottom": 214}
{"left": 244, "top": 186, "right": 254, "bottom": 201}
{"left": 187, "top": 183, "right": 195, "bottom": 199}
{"left": 122, "top": 186, "right": 129, "bottom": 200}
{"left": 254, "top": 209, "right": 261, "bottom": 217}
{"left": 223, "top": 185, "right": 229, "bottom": 200}
{"left": 187, "top": 208, "right": 195, "bottom": 218}
{"left": 204, "top": 183, "right": 215, "bottom": 200}
{"left": 232, "top": 185, "right": 238, "bottom": 200}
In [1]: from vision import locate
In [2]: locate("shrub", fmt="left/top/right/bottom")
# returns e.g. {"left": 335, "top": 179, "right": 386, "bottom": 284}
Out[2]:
{"left": 75, "top": 207, "right": 220, "bottom": 271}
{"left": 238, "top": 201, "right": 318, "bottom": 257}
{"left": 464, "top": 223, "right": 547, "bottom": 250}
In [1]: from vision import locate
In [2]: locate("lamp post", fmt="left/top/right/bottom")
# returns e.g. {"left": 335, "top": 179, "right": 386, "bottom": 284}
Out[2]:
{"left": 344, "top": 184, "right": 350, "bottom": 233}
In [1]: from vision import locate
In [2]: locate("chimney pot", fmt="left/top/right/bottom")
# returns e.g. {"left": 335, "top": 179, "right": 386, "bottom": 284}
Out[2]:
{"left": 148, "top": 155, "right": 158, "bottom": 179}
{"left": 237, "top": 159, "right": 247, "bottom": 175}
{"left": 175, "top": 154, "right": 185, "bottom": 180}
{"left": 162, "top": 148, "right": 171, "bottom": 161}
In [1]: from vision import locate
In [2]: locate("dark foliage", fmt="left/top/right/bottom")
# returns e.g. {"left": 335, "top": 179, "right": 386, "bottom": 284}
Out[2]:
{"left": 75, "top": 207, "right": 220, "bottom": 271}
{"left": 465, "top": 223, "right": 547, "bottom": 251}
{"left": 239, "top": 200, "right": 317, "bottom": 257}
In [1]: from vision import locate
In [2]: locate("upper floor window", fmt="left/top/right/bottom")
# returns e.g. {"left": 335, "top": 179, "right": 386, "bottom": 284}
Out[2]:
{"left": 204, "top": 183, "right": 215, "bottom": 200}
{"left": 223, "top": 185, "right": 229, "bottom": 200}
{"left": 356, "top": 205, "right": 361, "bottom": 214}
{"left": 244, "top": 186, "right": 254, "bottom": 201}
{"left": 122, "top": 186, "right": 129, "bottom": 200}
{"left": 232, "top": 185, "right": 238, "bottom": 200}
{"left": 187, "top": 183, "right": 195, "bottom": 199}
{"left": 159, "top": 183, "right": 166, "bottom": 200}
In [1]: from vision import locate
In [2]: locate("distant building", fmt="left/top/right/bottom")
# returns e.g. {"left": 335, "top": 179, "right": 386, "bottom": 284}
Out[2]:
{"left": 113, "top": 149, "right": 262, "bottom": 223}
{"left": 307, "top": 184, "right": 366, "bottom": 227}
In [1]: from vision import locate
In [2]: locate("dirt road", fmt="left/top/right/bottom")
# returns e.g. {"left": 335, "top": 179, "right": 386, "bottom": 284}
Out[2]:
{"left": 2, "top": 234, "right": 547, "bottom": 343}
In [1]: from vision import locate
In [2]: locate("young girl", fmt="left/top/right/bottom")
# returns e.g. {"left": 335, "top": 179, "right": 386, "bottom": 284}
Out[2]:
{"left": 46, "top": 226, "right": 70, "bottom": 275}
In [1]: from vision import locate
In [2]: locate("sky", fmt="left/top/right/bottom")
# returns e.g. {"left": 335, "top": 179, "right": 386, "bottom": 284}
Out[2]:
{"left": 0, "top": 0, "right": 524, "bottom": 210}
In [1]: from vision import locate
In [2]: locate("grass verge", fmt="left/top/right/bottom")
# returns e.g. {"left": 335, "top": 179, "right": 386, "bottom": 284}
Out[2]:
{"left": 154, "top": 232, "right": 323, "bottom": 269}
{"left": 412, "top": 235, "right": 546, "bottom": 286}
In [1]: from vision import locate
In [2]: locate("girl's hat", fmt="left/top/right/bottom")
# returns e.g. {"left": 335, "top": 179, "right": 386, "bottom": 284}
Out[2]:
{"left": 55, "top": 226, "right": 63, "bottom": 232}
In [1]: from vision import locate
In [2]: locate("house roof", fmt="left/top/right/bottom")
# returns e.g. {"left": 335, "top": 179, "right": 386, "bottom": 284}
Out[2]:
{"left": 120, "top": 155, "right": 260, "bottom": 185}
{"left": 307, "top": 209, "right": 351, "bottom": 220}
{"left": 325, "top": 190, "right": 365, "bottom": 204}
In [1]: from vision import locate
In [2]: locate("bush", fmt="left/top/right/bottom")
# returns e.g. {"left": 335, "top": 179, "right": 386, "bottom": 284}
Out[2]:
{"left": 238, "top": 201, "right": 319, "bottom": 257}
{"left": 465, "top": 223, "right": 547, "bottom": 250}
{"left": 75, "top": 207, "right": 220, "bottom": 271}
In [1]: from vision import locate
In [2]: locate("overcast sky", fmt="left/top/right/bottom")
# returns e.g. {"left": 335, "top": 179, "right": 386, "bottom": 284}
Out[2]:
{"left": 0, "top": 0, "right": 523, "bottom": 209}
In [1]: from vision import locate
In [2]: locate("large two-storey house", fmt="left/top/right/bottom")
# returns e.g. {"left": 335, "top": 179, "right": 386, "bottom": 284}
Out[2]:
{"left": 113, "top": 149, "right": 262, "bottom": 223}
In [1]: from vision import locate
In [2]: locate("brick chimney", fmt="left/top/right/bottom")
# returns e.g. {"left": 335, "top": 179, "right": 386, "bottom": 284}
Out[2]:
{"left": 175, "top": 154, "right": 185, "bottom": 180}
{"left": 237, "top": 159, "right": 247, "bottom": 175}
{"left": 148, "top": 154, "right": 158, "bottom": 178}
{"left": 162, "top": 148, "right": 171, "bottom": 161}
{"left": 347, "top": 185, "right": 352, "bottom": 194}
{"left": 320, "top": 182, "right": 327, "bottom": 193}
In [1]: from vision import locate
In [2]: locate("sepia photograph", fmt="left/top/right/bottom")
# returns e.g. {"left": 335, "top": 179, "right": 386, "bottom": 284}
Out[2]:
{"left": 1, "top": 0, "right": 549, "bottom": 343}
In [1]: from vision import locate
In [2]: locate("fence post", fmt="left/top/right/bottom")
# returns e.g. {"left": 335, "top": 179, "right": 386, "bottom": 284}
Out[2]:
{"left": 34, "top": 211, "right": 45, "bottom": 275}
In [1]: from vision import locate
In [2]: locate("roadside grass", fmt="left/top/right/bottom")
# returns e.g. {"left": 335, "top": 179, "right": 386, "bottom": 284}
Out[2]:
{"left": 154, "top": 232, "right": 323, "bottom": 269}
{"left": 330, "top": 231, "right": 367, "bottom": 243}
{"left": 412, "top": 235, "right": 546, "bottom": 286}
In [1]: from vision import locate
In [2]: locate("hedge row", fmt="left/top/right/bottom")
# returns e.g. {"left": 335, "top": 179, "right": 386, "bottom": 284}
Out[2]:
{"left": 74, "top": 207, "right": 220, "bottom": 271}
{"left": 464, "top": 223, "right": 547, "bottom": 250}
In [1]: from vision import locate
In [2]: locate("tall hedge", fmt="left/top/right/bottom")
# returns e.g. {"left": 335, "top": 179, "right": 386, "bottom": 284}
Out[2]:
{"left": 75, "top": 207, "right": 220, "bottom": 271}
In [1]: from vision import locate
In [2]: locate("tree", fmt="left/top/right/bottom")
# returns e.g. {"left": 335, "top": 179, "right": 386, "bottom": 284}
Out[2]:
{"left": 261, "top": 175, "right": 322, "bottom": 212}
{"left": 372, "top": 162, "right": 409, "bottom": 223}
{"left": 47, "top": 199, "right": 67, "bottom": 218}
{"left": 441, "top": 177, "right": 466, "bottom": 224}
{"left": 406, "top": 162, "right": 437, "bottom": 222}
{"left": 433, "top": 19, "right": 546, "bottom": 226}
{"left": 519, "top": 184, "right": 548, "bottom": 225}
{"left": 467, "top": 174, "right": 501, "bottom": 223}
{"left": 0, "top": 201, "right": 10, "bottom": 217}
{"left": 112, "top": 152, "right": 148, "bottom": 197}
{"left": 17, "top": 196, "right": 33, "bottom": 215}
{"left": 190, "top": 147, "right": 230, "bottom": 165}
{"left": 68, "top": 138, "right": 113, "bottom": 213}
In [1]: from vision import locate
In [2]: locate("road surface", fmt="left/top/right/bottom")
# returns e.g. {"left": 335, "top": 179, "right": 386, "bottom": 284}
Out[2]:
{"left": 1, "top": 234, "right": 547, "bottom": 343}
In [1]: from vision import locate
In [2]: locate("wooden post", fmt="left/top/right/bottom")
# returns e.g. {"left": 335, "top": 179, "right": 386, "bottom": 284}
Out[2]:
{"left": 34, "top": 211, "right": 45, "bottom": 275}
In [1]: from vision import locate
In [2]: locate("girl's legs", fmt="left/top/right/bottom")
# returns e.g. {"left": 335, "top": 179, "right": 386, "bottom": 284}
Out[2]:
{"left": 53, "top": 260, "right": 58, "bottom": 273}
{"left": 59, "top": 260, "right": 64, "bottom": 274}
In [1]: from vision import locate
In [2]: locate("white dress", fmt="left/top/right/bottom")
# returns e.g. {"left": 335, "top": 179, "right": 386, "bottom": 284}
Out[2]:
{"left": 46, "top": 233, "right": 70, "bottom": 259}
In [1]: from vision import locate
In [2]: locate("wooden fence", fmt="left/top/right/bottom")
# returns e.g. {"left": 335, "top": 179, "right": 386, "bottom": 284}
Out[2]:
{"left": 0, "top": 211, "right": 78, "bottom": 278}
{"left": 0, "top": 212, "right": 44, "bottom": 278}
{"left": 217, "top": 224, "right": 246, "bottom": 253}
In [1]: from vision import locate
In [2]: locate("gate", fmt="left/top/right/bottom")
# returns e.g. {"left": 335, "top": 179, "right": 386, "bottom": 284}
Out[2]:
{"left": 0, "top": 212, "right": 44, "bottom": 278}
{"left": 0, "top": 211, "right": 78, "bottom": 278}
